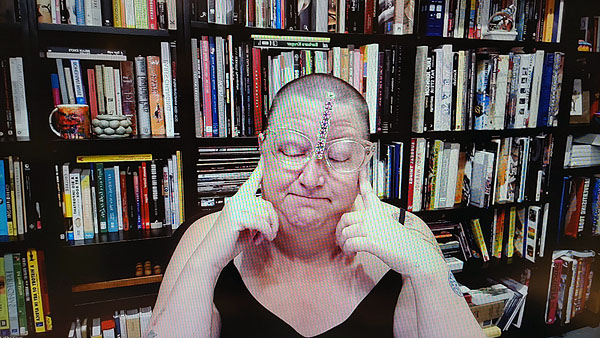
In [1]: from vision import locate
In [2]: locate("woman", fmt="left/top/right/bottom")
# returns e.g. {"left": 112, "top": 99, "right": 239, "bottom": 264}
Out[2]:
{"left": 147, "top": 74, "right": 485, "bottom": 337}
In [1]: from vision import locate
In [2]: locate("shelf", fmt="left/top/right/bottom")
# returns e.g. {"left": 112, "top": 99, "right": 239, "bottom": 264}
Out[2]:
{"left": 561, "top": 165, "right": 600, "bottom": 174}
{"left": 195, "top": 136, "right": 260, "bottom": 146}
{"left": 392, "top": 127, "right": 557, "bottom": 140}
{"left": 48, "top": 135, "right": 184, "bottom": 155}
{"left": 62, "top": 227, "right": 173, "bottom": 247}
{"left": 73, "top": 292, "right": 158, "bottom": 308}
{"left": 72, "top": 274, "right": 163, "bottom": 292}
{"left": 190, "top": 21, "right": 413, "bottom": 43}
{"left": 556, "top": 235, "right": 600, "bottom": 251}
{"left": 0, "top": 23, "right": 22, "bottom": 33}
{"left": 37, "top": 23, "right": 173, "bottom": 37}
{"left": 567, "top": 123, "right": 600, "bottom": 134}
{"left": 416, "top": 35, "right": 566, "bottom": 51}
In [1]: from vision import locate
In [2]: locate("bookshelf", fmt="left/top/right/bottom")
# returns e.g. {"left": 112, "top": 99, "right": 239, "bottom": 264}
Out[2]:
{"left": 1, "top": 0, "right": 598, "bottom": 336}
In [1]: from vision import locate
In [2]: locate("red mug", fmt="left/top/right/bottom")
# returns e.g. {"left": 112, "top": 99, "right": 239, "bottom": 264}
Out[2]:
{"left": 48, "top": 104, "right": 91, "bottom": 139}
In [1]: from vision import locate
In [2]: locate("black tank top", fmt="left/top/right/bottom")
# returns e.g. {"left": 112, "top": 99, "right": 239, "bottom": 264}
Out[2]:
{"left": 213, "top": 261, "right": 403, "bottom": 337}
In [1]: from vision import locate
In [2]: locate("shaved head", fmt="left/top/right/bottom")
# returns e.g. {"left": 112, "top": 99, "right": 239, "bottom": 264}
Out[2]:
{"left": 264, "top": 73, "right": 370, "bottom": 139}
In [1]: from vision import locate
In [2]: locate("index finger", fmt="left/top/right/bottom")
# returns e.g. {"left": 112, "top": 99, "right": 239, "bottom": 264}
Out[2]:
{"left": 359, "top": 169, "right": 379, "bottom": 209}
{"left": 238, "top": 157, "right": 264, "bottom": 196}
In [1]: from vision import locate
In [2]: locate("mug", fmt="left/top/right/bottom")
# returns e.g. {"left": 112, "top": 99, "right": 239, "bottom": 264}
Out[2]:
{"left": 49, "top": 104, "right": 91, "bottom": 139}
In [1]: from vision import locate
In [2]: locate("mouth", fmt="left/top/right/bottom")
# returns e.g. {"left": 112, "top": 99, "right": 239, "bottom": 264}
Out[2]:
{"left": 289, "top": 193, "right": 330, "bottom": 202}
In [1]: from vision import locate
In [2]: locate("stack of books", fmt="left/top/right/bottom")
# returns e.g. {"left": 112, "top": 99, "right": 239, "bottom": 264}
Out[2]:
{"left": 545, "top": 250, "right": 597, "bottom": 325}
{"left": 564, "top": 134, "right": 600, "bottom": 168}
{"left": 0, "top": 57, "right": 29, "bottom": 140}
{"left": 558, "top": 175, "right": 600, "bottom": 238}
{"left": 68, "top": 306, "right": 153, "bottom": 338}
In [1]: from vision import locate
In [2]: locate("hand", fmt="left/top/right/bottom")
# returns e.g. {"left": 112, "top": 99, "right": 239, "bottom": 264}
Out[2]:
{"left": 335, "top": 170, "right": 446, "bottom": 277}
{"left": 202, "top": 158, "right": 279, "bottom": 271}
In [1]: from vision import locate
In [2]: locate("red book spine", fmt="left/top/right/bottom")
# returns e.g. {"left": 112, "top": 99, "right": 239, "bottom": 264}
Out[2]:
{"left": 565, "top": 178, "right": 585, "bottom": 238}
{"left": 133, "top": 171, "right": 142, "bottom": 230}
{"left": 147, "top": 0, "right": 158, "bottom": 29}
{"left": 248, "top": 0, "right": 255, "bottom": 26}
{"left": 119, "top": 171, "right": 129, "bottom": 231}
{"left": 364, "top": 0, "right": 374, "bottom": 34}
{"left": 141, "top": 162, "right": 150, "bottom": 229}
{"left": 252, "top": 47, "right": 262, "bottom": 135}
{"left": 201, "top": 36, "right": 213, "bottom": 137}
{"left": 547, "top": 258, "right": 564, "bottom": 324}
{"left": 407, "top": 138, "right": 416, "bottom": 212}
{"left": 87, "top": 69, "right": 98, "bottom": 120}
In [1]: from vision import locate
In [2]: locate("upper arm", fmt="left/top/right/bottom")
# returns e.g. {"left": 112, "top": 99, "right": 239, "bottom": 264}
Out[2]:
{"left": 153, "top": 211, "right": 221, "bottom": 314}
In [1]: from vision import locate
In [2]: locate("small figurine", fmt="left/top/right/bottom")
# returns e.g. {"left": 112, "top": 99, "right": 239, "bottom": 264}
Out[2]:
{"left": 484, "top": 4, "right": 518, "bottom": 41}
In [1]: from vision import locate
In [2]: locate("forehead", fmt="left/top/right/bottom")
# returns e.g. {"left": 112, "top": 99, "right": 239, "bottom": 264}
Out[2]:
{"left": 270, "top": 95, "right": 364, "bottom": 139}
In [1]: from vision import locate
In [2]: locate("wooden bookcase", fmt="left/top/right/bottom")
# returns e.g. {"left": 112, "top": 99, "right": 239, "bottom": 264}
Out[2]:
{"left": 1, "top": 0, "right": 598, "bottom": 336}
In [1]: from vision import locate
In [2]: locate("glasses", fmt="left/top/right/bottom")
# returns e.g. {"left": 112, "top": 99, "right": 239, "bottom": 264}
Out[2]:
{"left": 263, "top": 128, "right": 376, "bottom": 174}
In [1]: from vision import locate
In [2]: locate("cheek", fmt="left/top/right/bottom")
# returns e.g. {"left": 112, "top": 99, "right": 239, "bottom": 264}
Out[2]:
{"left": 261, "top": 170, "right": 296, "bottom": 200}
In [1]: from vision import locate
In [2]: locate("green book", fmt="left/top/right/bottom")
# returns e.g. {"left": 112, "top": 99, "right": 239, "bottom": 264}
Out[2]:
{"left": 12, "top": 254, "right": 27, "bottom": 336}
{"left": 0, "top": 257, "right": 9, "bottom": 330}
{"left": 95, "top": 163, "right": 108, "bottom": 233}
{"left": 4, "top": 254, "right": 18, "bottom": 336}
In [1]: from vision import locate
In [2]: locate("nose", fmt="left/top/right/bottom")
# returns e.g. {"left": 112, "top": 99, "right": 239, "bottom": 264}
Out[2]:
{"left": 298, "top": 157, "right": 326, "bottom": 190}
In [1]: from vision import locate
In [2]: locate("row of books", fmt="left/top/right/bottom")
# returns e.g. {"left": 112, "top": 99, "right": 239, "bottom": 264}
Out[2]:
{"left": 55, "top": 152, "right": 184, "bottom": 242}
{"left": 0, "top": 250, "right": 52, "bottom": 335}
{"left": 0, "top": 157, "right": 42, "bottom": 237}
{"left": 36, "top": 0, "right": 176, "bottom": 30}
{"left": 192, "top": 34, "right": 404, "bottom": 137}
{"left": 412, "top": 45, "right": 564, "bottom": 132}
{"left": 558, "top": 175, "right": 600, "bottom": 238}
{"left": 407, "top": 134, "right": 553, "bottom": 212}
{"left": 545, "top": 250, "right": 597, "bottom": 325}
{"left": 0, "top": 57, "right": 29, "bottom": 139}
{"left": 197, "top": 146, "right": 259, "bottom": 210}
{"left": 564, "top": 134, "right": 600, "bottom": 168}
{"left": 0, "top": 1, "right": 21, "bottom": 23}
{"left": 47, "top": 43, "right": 179, "bottom": 137}
{"left": 191, "top": 0, "right": 416, "bottom": 34}
{"left": 578, "top": 16, "right": 600, "bottom": 52}
{"left": 371, "top": 141, "right": 404, "bottom": 199}
{"left": 420, "top": 0, "right": 565, "bottom": 43}
{"left": 463, "top": 275, "right": 529, "bottom": 331}
{"left": 68, "top": 307, "right": 152, "bottom": 338}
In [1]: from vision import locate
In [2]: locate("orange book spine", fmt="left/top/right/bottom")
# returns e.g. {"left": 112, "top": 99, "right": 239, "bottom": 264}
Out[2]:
{"left": 146, "top": 56, "right": 165, "bottom": 136}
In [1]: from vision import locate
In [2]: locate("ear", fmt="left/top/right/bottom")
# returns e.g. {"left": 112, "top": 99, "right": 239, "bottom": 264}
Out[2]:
{"left": 258, "top": 132, "right": 266, "bottom": 152}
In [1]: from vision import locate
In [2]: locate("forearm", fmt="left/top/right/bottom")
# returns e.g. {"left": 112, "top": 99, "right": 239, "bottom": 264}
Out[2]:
{"left": 145, "top": 249, "right": 222, "bottom": 337}
{"left": 408, "top": 262, "right": 484, "bottom": 338}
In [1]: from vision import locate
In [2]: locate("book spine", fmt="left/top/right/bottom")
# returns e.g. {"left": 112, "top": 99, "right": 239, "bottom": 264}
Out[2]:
{"left": 170, "top": 42, "right": 179, "bottom": 135}
{"left": 150, "top": 161, "right": 163, "bottom": 228}
{"left": 471, "top": 218, "right": 490, "bottom": 261}
{"left": 147, "top": 56, "right": 165, "bottom": 136}
{"left": 176, "top": 151, "right": 184, "bottom": 225}
{"left": 93, "top": 65, "right": 105, "bottom": 115}
{"left": 120, "top": 61, "right": 137, "bottom": 135}
{"left": 70, "top": 59, "right": 86, "bottom": 105}
{"left": 0, "top": 257, "right": 8, "bottom": 332}
{"left": 113, "top": 68, "right": 123, "bottom": 115}
{"left": 133, "top": 171, "right": 142, "bottom": 229}
{"left": 252, "top": 47, "right": 263, "bottom": 136}
{"left": 102, "top": 66, "right": 116, "bottom": 114}
{"left": 167, "top": 0, "right": 176, "bottom": 29}
{"left": 157, "top": 0, "right": 167, "bottom": 29}
{"left": 86, "top": 69, "right": 98, "bottom": 119}
{"left": 141, "top": 163, "right": 150, "bottom": 229}
{"left": 162, "top": 165, "right": 171, "bottom": 226}
{"left": 4, "top": 254, "right": 18, "bottom": 336}
{"left": 80, "top": 170, "right": 94, "bottom": 239}
{"left": 191, "top": 38, "right": 204, "bottom": 137}
{"left": 113, "top": 166, "right": 123, "bottom": 231}
{"left": 8, "top": 58, "right": 29, "bottom": 139}
{"left": 12, "top": 254, "right": 26, "bottom": 336}
{"left": 208, "top": 36, "right": 219, "bottom": 136}
{"left": 94, "top": 163, "right": 107, "bottom": 232}
{"left": 120, "top": 171, "right": 129, "bottom": 231}
{"left": 70, "top": 169, "right": 84, "bottom": 240}
{"left": 147, "top": 0, "right": 157, "bottom": 29}
{"left": 200, "top": 37, "right": 213, "bottom": 137}
{"left": 104, "top": 167, "right": 118, "bottom": 232}
{"left": 0, "top": 161, "right": 6, "bottom": 236}
{"left": 160, "top": 42, "right": 175, "bottom": 137}
{"left": 25, "top": 250, "right": 45, "bottom": 333}
{"left": 134, "top": 57, "right": 151, "bottom": 136}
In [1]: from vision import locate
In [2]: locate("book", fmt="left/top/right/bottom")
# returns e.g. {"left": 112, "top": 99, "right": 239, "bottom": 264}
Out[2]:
{"left": 26, "top": 249, "right": 45, "bottom": 333}
{"left": 146, "top": 56, "right": 165, "bottom": 136}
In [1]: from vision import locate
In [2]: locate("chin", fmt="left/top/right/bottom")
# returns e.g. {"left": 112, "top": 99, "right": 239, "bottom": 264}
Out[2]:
{"left": 282, "top": 205, "right": 327, "bottom": 230}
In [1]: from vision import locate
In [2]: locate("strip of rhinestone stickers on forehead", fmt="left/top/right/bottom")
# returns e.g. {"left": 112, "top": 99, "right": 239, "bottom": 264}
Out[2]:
{"left": 315, "top": 92, "right": 336, "bottom": 160}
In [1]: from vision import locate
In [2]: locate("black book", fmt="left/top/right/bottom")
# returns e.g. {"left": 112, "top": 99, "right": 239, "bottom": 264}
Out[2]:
{"left": 347, "top": 0, "right": 364, "bottom": 33}
{"left": 450, "top": 52, "right": 458, "bottom": 130}
{"left": 232, "top": 42, "right": 242, "bottom": 136}
{"left": 125, "top": 168, "right": 136, "bottom": 230}
{"left": 424, "top": 50, "right": 435, "bottom": 131}
{"left": 244, "top": 43, "right": 253, "bottom": 136}
{"left": 23, "top": 162, "right": 41, "bottom": 232}
{"left": 261, "top": 49, "right": 269, "bottom": 131}
{"left": 299, "top": 0, "right": 311, "bottom": 31}
{"left": 237, "top": 45, "right": 247, "bottom": 136}
{"left": 170, "top": 41, "right": 179, "bottom": 135}
{"left": 0, "top": 60, "right": 7, "bottom": 138}
{"left": 59, "top": 0, "right": 67, "bottom": 24}
{"left": 376, "top": 51, "right": 384, "bottom": 133}
{"left": 157, "top": 0, "right": 167, "bottom": 29}
{"left": 100, "top": 0, "right": 113, "bottom": 26}
{"left": 1, "top": 59, "right": 15, "bottom": 137}
{"left": 381, "top": 48, "right": 392, "bottom": 133}
{"left": 3, "top": 158, "right": 13, "bottom": 228}
{"left": 149, "top": 160, "right": 164, "bottom": 228}
{"left": 286, "top": 0, "right": 298, "bottom": 30}
{"left": 392, "top": 44, "right": 403, "bottom": 131}
{"left": 197, "top": 0, "right": 208, "bottom": 22}
{"left": 467, "top": 50, "right": 476, "bottom": 130}
{"left": 224, "top": 38, "right": 232, "bottom": 137}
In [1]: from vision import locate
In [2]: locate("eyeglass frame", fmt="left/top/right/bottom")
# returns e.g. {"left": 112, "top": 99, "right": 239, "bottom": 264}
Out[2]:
{"left": 262, "top": 127, "right": 377, "bottom": 174}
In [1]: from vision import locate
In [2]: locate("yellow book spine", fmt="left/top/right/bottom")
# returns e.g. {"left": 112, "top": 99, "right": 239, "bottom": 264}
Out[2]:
{"left": 492, "top": 209, "right": 504, "bottom": 258}
{"left": 176, "top": 151, "right": 184, "bottom": 224}
{"left": 26, "top": 250, "right": 45, "bottom": 333}
{"left": 76, "top": 154, "right": 153, "bottom": 163}
{"left": 544, "top": 0, "right": 556, "bottom": 42}
{"left": 471, "top": 219, "right": 490, "bottom": 261}
{"left": 429, "top": 140, "right": 442, "bottom": 210}
{"left": 0, "top": 257, "right": 8, "bottom": 330}
{"left": 505, "top": 206, "right": 516, "bottom": 258}
{"left": 112, "top": 0, "right": 122, "bottom": 27}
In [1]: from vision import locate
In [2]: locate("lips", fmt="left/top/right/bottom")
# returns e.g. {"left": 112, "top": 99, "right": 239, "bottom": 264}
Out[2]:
{"left": 290, "top": 193, "right": 329, "bottom": 201}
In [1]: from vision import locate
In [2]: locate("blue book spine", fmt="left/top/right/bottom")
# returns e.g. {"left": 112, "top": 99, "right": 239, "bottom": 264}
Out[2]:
{"left": 551, "top": 0, "right": 561, "bottom": 43}
{"left": 209, "top": 36, "right": 219, "bottom": 137}
{"left": 275, "top": 0, "right": 281, "bottom": 29}
{"left": 386, "top": 145, "right": 393, "bottom": 199}
{"left": 394, "top": 143, "right": 402, "bottom": 199}
{"left": 425, "top": 0, "right": 444, "bottom": 36}
{"left": 0, "top": 161, "right": 7, "bottom": 237}
{"left": 104, "top": 168, "right": 118, "bottom": 232}
{"left": 537, "top": 53, "right": 555, "bottom": 127}
{"left": 556, "top": 176, "right": 571, "bottom": 242}
{"left": 592, "top": 178, "right": 600, "bottom": 235}
{"left": 70, "top": 59, "right": 87, "bottom": 105}
{"left": 75, "top": 0, "right": 85, "bottom": 25}
{"left": 516, "top": 0, "right": 526, "bottom": 41}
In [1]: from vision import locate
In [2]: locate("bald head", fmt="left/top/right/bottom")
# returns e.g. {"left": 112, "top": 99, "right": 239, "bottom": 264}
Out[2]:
{"left": 264, "top": 74, "right": 370, "bottom": 139}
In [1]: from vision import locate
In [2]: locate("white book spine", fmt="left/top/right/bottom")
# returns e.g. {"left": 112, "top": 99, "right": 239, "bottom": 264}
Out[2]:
{"left": 84, "top": 0, "right": 93, "bottom": 25}
{"left": 413, "top": 138, "right": 426, "bottom": 211}
{"left": 528, "top": 50, "right": 545, "bottom": 128}
{"left": 91, "top": 0, "right": 102, "bottom": 25}
{"left": 66, "top": 0, "right": 76, "bottom": 24}
{"left": 167, "top": 0, "right": 177, "bottom": 29}
{"left": 64, "top": 67, "right": 76, "bottom": 104}
{"left": 51, "top": 0, "right": 58, "bottom": 23}
{"left": 114, "top": 166, "right": 123, "bottom": 231}
{"left": 125, "top": 0, "right": 136, "bottom": 28}
{"left": 366, "top": 43, "right": 379, "bottom": 134}
{"left": 514, "top": 54, "right": 534, "bottom": 128}
{"left": 70, "top": 169, "right": 84, "bottom": 240}
{"left": 172, "top": 153, "right": 181, "bottom": 226}
{"left": 113, "top": 68, "right": 123, "bottom": 115}
{"left": 412, "top": 46, "right": 427, "bottom": 133}
{"left": 440, "top": 44, "right": 453, "bottom": 131}
{"left": 162, "top": 166, "right": 172, "bottom": 227}
{"left": 446, "top": 143, "right": 460, "bottom": 208}
{"left": 494, "top": 55, "right": 509, "bottom": 130}
{"left": 433, "top": 48, "right": 443, "bottom": 131}
{"left": 90, "top": 179, "right": 99, "bottom": 234}
{"left": 538, "top": 202, "right": 549, "bottom": 258}
{"left": 525, "top": 206, "right": 539, "bottom": 263}
{"left": 435, "top": 143, "right": 449, "bottom": 208}
{"left": 70, "top": 60, "right": 86, "bottom": 104}
{"left": 167, "top": 158, "right": 177, "bottom": 226}
{"left": 119, "top": 311, "right": 128, "bottom": 338}
{"left": 4, "top": 255, "right": 18, "bottom": 336}
{"left": 338, "top": 0, "right": 346, "bottom": 33}
{"left": 12, "top": 161, "right": 24, "bottom": 235}
{"left": 333, "top": 47, "right": 341, "bottom": 78}
{"left": 161, "top": 42, "right": 175, "bottom": 137}
{"left": 103, "top": 66, "right": 116, "bottom": 115}
{"left": 455, "top": 50, "right": 465, "bottom": 130}
{"left": 9, "top": 58, "right": 30, "bottom": 139}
